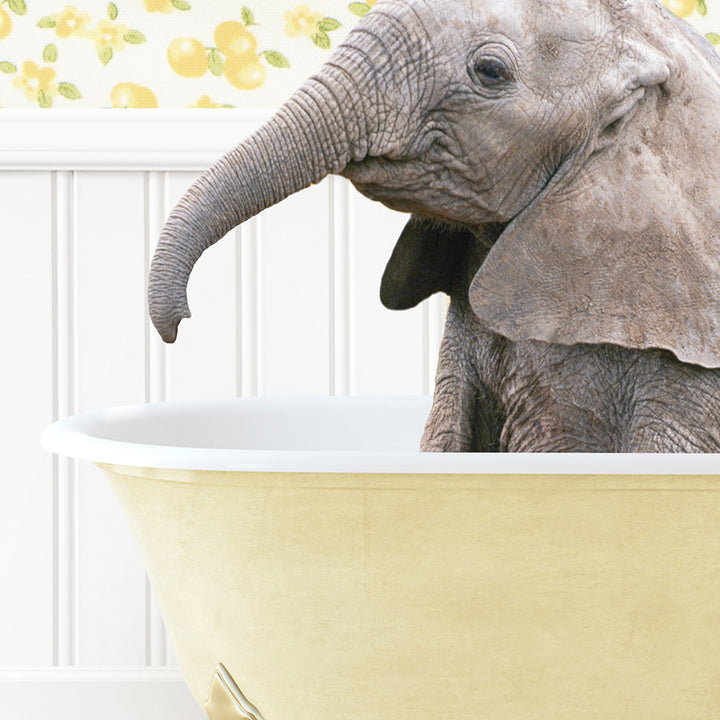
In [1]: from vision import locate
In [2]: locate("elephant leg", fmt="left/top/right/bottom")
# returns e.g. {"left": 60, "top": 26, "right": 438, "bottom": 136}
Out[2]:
{"left": 421, "top": 301, "right": 505, "bottom": 452}
{"left": 421, "top": 378, "right": 504, "bottom": 451}
{"left": 623, "top": 405, "right": 720, "bottom": 453}
{"left": 622, "top": 421, "right": 710, "bottom": 452}
{"left": 618, "top": 354, "right": 720, "bottom": 452}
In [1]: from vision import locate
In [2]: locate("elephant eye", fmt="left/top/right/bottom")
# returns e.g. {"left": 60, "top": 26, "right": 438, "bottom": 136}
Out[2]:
{"left": 468, "top": 49, "right": 515, "bottom": 91}
{"left": 472, "top": 58, "right": 511, "bottom": 86}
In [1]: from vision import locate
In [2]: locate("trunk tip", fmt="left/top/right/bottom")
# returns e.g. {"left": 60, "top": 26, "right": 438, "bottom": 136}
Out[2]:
{"left": 150, "top": 303, "right": 192, "bottom": 344}
{"left": 148, "top": 266, "right": 192, "bottom": 343}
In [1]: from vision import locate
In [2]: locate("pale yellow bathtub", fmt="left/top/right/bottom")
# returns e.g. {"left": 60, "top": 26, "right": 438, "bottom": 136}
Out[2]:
{"left": 42, "top": 397, "right": 720, "bottom": 720}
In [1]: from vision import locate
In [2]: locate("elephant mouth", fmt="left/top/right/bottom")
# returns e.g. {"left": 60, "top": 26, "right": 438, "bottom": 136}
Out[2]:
{"left": 343, "top": 159, "right": 505, "bottom": 226}
{"left": 342, "top": 157, "right": 446, "bottom": 214}
{"left": 346, "top": 180, "right": 429, "bottom": 215}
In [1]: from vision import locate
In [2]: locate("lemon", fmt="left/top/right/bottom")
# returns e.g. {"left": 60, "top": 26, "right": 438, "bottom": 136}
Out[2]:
{"left": 144, "top": 0, "right": 174, "bottom": 13}
{"left": 662, "top": 0, "right": 695, "bottom": 17}
{"left": 224, "top": 55, "right": 266, "bottom": 90}
{"left": 111, "top": 83, "right": 158, "bottom": 108}
{"left": 0, "top": 7, "right": 12, "bottom": 40}
{"left": 167, "top": 38, "right": 208, "bottom": 78}
{"left": 214, "top": 21, "right": 258, "bottom": 57}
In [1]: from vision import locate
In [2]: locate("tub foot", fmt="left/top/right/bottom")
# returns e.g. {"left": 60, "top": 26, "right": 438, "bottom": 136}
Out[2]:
{"left": 204, "top": 663, "right": 267, "bottom": 720}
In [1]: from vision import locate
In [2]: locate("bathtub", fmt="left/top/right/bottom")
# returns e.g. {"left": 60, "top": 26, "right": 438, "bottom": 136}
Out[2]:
{"left": 42, "top": 396, "right": 720, "bottom": 720}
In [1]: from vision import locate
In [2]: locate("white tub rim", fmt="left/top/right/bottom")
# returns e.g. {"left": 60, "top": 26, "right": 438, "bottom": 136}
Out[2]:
{"left": 41, "top": 395, "right": 720, "bottom": 475}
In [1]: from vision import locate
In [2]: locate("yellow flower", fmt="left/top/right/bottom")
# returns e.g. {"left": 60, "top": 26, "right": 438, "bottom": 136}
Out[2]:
{"left": 284, "top": 4, "right": 322, "bottom": 38}
{"left": 189, "top": 94, "right": 221, "bottom": 108}
{"left": 111, "top": 82, "right": 158, "bottom": 108}
{"left": 54, "top": 6, "right": 92, "bottom": 39}
{"left": 90, "top": 19, "right": 128, "bottom": 53}
{"left": 366, "top": 0, "right": 378, "bottom": 5}
{"left": 12, "top": 61, "right": 58, "bottom": 103}
{"left": 144, "top": 0, "right": 174, "bottom": 13}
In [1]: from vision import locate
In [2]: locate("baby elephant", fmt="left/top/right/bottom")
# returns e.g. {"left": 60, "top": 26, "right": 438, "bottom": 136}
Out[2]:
{"left": 148, "top": 0, "right": 720, "bottom": 452}
{"left": 382, "top": 217, "right": 720, "bottom": 452}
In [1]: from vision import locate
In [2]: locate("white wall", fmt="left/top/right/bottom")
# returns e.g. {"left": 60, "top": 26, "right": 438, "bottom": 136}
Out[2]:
{"left": 0, "top": 110, "right": 445, "bottom": 719}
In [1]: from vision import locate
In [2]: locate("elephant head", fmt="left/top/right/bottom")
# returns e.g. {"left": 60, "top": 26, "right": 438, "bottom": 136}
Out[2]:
{"left": 149, "top": 0, "right": 720, "bottom": 370}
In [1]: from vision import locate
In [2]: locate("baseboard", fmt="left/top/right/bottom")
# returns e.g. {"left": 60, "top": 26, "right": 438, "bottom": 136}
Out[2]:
{"left": 0, "top": 668, "right": 206, "bottom": 720}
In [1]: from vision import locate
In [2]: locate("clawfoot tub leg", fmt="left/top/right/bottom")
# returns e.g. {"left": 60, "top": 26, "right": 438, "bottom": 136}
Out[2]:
{"left": 204, "top": 664, "right": 267, "bottom": 720}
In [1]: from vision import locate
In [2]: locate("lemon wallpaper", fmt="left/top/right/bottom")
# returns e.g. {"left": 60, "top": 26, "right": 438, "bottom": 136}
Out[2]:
{"left": 0, "top": 0, "right": 716, "bottom": 108}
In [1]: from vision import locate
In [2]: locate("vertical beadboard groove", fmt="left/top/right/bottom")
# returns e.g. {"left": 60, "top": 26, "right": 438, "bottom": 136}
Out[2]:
{"left": 51, "top": 171, "right": 59, "bottom": 667}
{"left": 163, "top": 172, "right": 178, "bottom": 667}
{"left": 422, "top": 301, "right": 431, "bottom": 395}
{"left": 234, "top": 227, "right": 243, "bottom": 397}
{"left": 423, "top": 295, "right": 446, "bottom": 395}
{"left": 346, "top": 185, "right": 357, "bottom": 396}
{"left": 255, "top": 216, "right": 264, "bottom": 397}
{"left": 143, "top": 171, "right": 169, "bottom": 667}
{"left": 328, "top": 180, "right": 336, "bottom": 396}
{"left": 238, "top": 216, "right": 261, "bottom": 396}
{"left": 53, "top": 170, "right": 78, "bottom": 667}
{"left": 329, "top": 177, "right": 351, "bottom": 396}
{"left": 238, "top": 227, "right": 243, "bottom": 397}
{"left": 144, "top": 171, "right": 167, "bottom": 406}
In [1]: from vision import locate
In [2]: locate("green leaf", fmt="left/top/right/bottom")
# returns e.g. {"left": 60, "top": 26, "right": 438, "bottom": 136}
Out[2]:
{"left": 171, "top": 0, "right": 191, "bottom": 9}
{"left": 317, "top": 17, "right": 341, "bottom": 32}
{"left": 37, "top": 16, "right": 58, "bottom": 29}
{"left": 43, "top": 44, "right": 58, "bottom": 63}
{"left": 348, "top": 2, "right": 370, "bottom": 17}
{"left": 98, "top": 46, "right": 113, "bottom": 65}
{"left": 58, "top": 82, "right": 82, "bottom": 100}
{"left": 8, "top": 0, "right": 27, "bottom": 16}
{"left": 697, "top": 0, "right": 708, "bottom": 16}
{"left": 123, "top": 30, "right": 146, "bottom": 44}
{"left": 241, "top": 6, "right": 256, "bottom": 26}
{"left": 706, "top": 32, "right": 720, "bottom": 45}
{"left": 38, "top": 89, "right": 53, "bottom": 108}
{"left": 312, "top": 29, "right": 331, "bottom": 49}
{"left": 0, "top": 62, "right": 17, "bottom": 74}
{"left": 262, "top": 50, "right": 290, "bottom": 68}
{"left": 208, "top": 49, "right": 224, "bottom": 76}
{"left": 107, "top": 2, "right": 119, "bottom": 20}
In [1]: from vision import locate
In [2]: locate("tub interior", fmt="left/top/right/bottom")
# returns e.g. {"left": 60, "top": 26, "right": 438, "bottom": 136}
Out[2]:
{"left": 64, "top": 396, "right": 432, "bottom": 451}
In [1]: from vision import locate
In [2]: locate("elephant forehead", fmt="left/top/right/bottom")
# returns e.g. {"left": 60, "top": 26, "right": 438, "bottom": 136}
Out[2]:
{"left": 407, "top": 0, "right": 619, "bottom": 46}
{"left": 465, "top": 0, "right": 524, "bottom": 35}
{"left": 436, "top": 0, "right": 618, "bottom": 56}
{"left": 525, "top": 0, "right": 614, "bottom": 41}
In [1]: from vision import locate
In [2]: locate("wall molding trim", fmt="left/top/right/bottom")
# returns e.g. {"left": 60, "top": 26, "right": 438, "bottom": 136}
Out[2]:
{"left": 0, "top": 109, "right": 274, "bottom": 171}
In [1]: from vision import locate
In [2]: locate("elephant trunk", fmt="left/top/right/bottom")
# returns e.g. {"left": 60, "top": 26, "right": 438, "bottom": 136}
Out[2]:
{"left": 148, "top": 75, "right": 366, "bottom": 342}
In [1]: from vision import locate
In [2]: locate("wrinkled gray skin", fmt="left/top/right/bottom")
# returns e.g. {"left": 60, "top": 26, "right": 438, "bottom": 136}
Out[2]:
{"left": 382, "top": 217, "right": 720, "bottom": 451}
{"left": 149, "top": 0, "right": 720, "bottom": 452}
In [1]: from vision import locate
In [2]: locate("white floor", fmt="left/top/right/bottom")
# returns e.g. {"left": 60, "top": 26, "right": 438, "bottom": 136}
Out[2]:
{"left": 0, "top": 669, "right": 206, "bottom": 720}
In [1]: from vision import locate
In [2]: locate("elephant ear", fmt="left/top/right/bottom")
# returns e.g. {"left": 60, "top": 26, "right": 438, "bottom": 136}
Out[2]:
{"left": 469, "top": 12, "right": 720, "bottom": 368}
{"left": 380, "top": 215, "right": 479, "bottom": 309}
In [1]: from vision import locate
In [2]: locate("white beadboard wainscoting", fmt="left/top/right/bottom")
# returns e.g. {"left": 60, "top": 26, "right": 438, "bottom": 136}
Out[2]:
{"left": 0, "top": 110, "right": 445, "bottom": 719}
